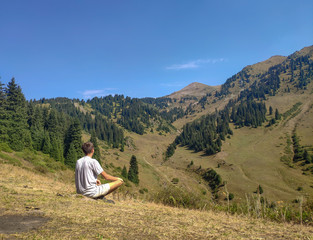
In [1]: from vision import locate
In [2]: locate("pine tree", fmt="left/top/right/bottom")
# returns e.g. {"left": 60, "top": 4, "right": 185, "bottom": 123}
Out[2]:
{"left": 90, "top": 131, "right": 101, "bottom": 160}
{"left": 42, "top": 131, "right": 51, "bottom": 154}
{"left": 256, "top": 185, "right": 263, "bottom": 194}
{"left": 27, "top": 102, "right": 35, "bottom": 127}
{"left": 0, "top": 80, "right": 7, "bottom": 142}
{"left": 303, "top": 149, "right": 310, "bottom": 164}
{"left": 165, "top": 143, "right": 176, "bottom": 159}
{"left": 275, "top": 108, "right": 281, "bottom": 120}
{"left": 65, "top": 142, "right": 77, "bottom": 168}
{"left": 5, "top": 78, "right": 29, "bottom": 151}
{"left": 64, "top": 119, "right": 82, "bottom": 162}
{"left": 269, "top": 106, "right": 273, "bottom": 115}
{"left": 120, "top": 143, "right": 125, "bottom": 152}
{"left": 30, "top": 106, "right": 45, "bottom": 151}
{"left": 121, "top": 165, "right": 128, "bottom": 179}
{"left": 47, "top": 109, "right": 59, "bottom": 136}
{"left": 50, "top": 135, "right": 64, "bottom": 162}
{"left": 128, "top": 155, "right": 139, "bottom": 184}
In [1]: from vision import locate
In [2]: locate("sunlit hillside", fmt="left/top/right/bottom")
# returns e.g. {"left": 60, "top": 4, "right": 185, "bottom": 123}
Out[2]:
{"left": 1, "top": 160, "right": 313, "bottom": 239}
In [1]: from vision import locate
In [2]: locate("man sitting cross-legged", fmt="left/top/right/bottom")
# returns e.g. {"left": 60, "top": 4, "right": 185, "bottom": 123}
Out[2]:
{"left": 75, "top": 142, "right": 124, "bottom": 202}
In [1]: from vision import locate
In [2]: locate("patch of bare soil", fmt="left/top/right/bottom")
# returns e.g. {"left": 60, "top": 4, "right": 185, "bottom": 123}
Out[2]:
{"left": 0, "top": 214, "right": 50, "bottom": 234}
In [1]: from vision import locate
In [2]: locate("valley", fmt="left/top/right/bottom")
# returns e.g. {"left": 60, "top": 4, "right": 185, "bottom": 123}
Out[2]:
{"left": 1, "top": 45, "right": 313, "bottom": 238}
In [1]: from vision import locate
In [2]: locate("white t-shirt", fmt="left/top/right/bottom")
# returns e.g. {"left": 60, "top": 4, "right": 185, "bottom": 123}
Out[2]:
{"left": 75, "top": 156, "right": 104, "bottom": 197}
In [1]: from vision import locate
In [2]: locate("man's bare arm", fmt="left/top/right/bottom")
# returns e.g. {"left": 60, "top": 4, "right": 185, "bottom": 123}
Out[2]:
{"left": 100, "top": 171, "right": 123, "bottom": 182}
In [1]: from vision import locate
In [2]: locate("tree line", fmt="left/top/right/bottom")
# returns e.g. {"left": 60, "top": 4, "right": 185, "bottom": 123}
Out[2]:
{"left": 33, "top": 98, "right": 124, "bottom": 148}
{"left": 0, "top": 78, "right": 124, "bottom": 168}
{"left": 166, "top": 98, "right": 267, "bottom": 158}
{"left": 167, "top": 108, "right": 233, "bottom": 158}
{"left": 88, "top": 95, "right": 161, "bottom": 135}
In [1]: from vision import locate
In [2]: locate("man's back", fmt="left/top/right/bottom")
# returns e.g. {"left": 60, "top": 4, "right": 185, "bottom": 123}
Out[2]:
{"left": 75, "top": 156, "right": 103, "bottom": 197}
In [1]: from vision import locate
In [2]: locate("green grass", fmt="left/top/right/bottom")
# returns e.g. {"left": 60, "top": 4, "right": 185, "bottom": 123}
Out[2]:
{"left": 14, "top": 149, "right": 66, "bottom": 173}
{"left": 0, "top": 152, "right": 22, "bottom": 167}
{"left": 282, "top": 102, "right": 302, "bottom": 119}
{"left": 0, "top": 142, "right": 13, "bottom": 153}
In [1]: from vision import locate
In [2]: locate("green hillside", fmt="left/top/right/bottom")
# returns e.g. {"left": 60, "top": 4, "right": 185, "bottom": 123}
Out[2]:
{"left": 165, "top": 45, "right": 313, "bottom": 205}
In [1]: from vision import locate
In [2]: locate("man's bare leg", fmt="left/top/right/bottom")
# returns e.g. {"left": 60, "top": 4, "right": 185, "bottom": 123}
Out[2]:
{"left": 107, "top": 179, "right": 123, "bottom": 195}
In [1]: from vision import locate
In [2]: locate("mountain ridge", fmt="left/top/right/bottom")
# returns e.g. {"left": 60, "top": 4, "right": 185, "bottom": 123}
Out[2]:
{"left": 166, "top": 82, "right": 219, "bottom": 99}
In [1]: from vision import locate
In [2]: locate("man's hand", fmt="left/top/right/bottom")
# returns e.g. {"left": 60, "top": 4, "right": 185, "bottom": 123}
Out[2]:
{"left": 117, "top": 177, "right": 124, "bottom": 182}
{"left": 96, "top": 179, "right": 101, "bottom": 186}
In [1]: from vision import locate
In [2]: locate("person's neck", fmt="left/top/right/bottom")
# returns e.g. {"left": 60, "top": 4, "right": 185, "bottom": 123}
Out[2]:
{"left": 86, "top": 153, "right": 93, "bottom": 158}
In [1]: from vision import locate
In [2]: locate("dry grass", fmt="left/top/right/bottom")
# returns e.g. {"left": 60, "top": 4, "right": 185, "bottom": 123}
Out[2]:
{"left": 0, "top": 163, "right": 313, "bottom": 239}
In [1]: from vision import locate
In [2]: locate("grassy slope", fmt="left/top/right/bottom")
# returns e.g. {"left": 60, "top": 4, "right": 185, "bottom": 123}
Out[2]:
{"left": 76, "top": 83, "right": 313, "bottom": 205}
{"left": 165, "top": 87, "right": 313, "bottom": 203}
{"left": 162, "top": 48, "right": 313, "bottom": 204}
{"left": 1, "top": 162, "right": 313, "bottom": 239}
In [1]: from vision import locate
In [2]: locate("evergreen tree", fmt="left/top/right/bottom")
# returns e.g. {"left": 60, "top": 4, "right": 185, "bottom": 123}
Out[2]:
{"left": 5, "top": 78, "right": 29, "bottom": 151}
{"left": 90, "top": 131, "right": 101, "bottom": 160}
{"left": 120, "top": 143, "right": 125, "bottom": 152}
{"left": 275, "top": 108, "right": 281, "bottom": 120}
{"left": 269, "top": 106, "right": 273, "bottom": 115}
{"left": 65, "top": 142, "right": 77, "bottom": 168}
{"left": 121, "top": 165, "right": 128, "bottom": 179}
{"left": 257, "top": 185, "right": 264, "bottom": 194}
{"left": 27, "top": 102, "right": 35, "bottom": 127}
{"left": 30, "top": 106, "right": 45, "bottom": 151}
{"left": 303, "top": 149, "right": 310, "bottom": 164}
{"left": 292, "top": 133, "right": 303, "bottom": 162}
{"left": 47, "top": 109, "right": 60, "bottom": 136}
{"left": 64, "top": 119, "right": 82, "bottom": 164}
{"left": 128, "top": 155, "right": 139, "bottom": 184}
{"left": 0, "top": 80, "right": 7, "bottom": 142}
{"left": 50, "top": 135, "right": 64, "bottom": 162}
{"left": 202, "top": 169, "right": 222, "bottom": 190}
{"left": 42, "top": 131, "right": 51, "bottom": 154}
{"left": 165, "top": 143, "right": 176, "bottom": 159}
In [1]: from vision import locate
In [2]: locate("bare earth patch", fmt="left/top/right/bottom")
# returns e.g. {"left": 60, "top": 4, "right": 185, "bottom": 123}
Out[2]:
{"left": 0, "top": 214, "right": 49, "bottom": 234}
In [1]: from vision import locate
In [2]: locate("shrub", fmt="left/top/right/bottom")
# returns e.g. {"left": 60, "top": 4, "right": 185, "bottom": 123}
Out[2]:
{"left": 0, "top": 152, "right": 22, "bottom": 167}
{"left": 0, "top": 142, "right": 13, "bottom": 153}
{"left": 202, "top": 169, "right": 222, "bottom": 190}
{"left": 171, "top": 178, "right": 179, "bottom": 184}
{"left": 228, "top": 193, "right": 234, "bottom": 200}
{"left": 152, "top": 185, "right": 209, "bottom": 210}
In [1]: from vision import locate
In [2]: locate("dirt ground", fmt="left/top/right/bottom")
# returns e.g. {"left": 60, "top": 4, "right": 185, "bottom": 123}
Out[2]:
{"left": 0, "top": 214, "right": 49, "bottom": 234}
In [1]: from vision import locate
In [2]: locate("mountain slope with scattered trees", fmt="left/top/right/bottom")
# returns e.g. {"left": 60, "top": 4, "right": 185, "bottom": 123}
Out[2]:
{"left": 1, "top": 45, "right": 313, "bottom": 220}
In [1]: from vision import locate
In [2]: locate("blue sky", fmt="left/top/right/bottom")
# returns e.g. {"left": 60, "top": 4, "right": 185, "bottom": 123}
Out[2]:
{"left": 0, "top": 0, "right": 312, "bottom": 100}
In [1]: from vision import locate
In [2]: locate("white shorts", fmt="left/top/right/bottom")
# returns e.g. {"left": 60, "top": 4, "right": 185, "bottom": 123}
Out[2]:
{"left": 92, "top": 183, "right": 111, "bottom": 198}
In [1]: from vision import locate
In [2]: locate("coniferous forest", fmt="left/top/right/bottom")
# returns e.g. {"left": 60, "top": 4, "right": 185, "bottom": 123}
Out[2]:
{"left": 0, "top": 78, "right": 124, "bottom": 168}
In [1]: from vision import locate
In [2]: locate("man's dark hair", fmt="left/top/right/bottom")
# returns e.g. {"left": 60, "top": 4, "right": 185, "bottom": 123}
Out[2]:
{"left": 82, "top": 142, "right": 94, "bottom": 155}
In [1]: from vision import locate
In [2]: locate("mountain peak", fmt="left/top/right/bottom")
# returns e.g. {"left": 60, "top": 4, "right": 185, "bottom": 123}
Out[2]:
{"left": 167, "top": 82, "right": 219, "bottom": 99}
{"left": 182, "top": 82, "right": 209, "bottom": 90}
